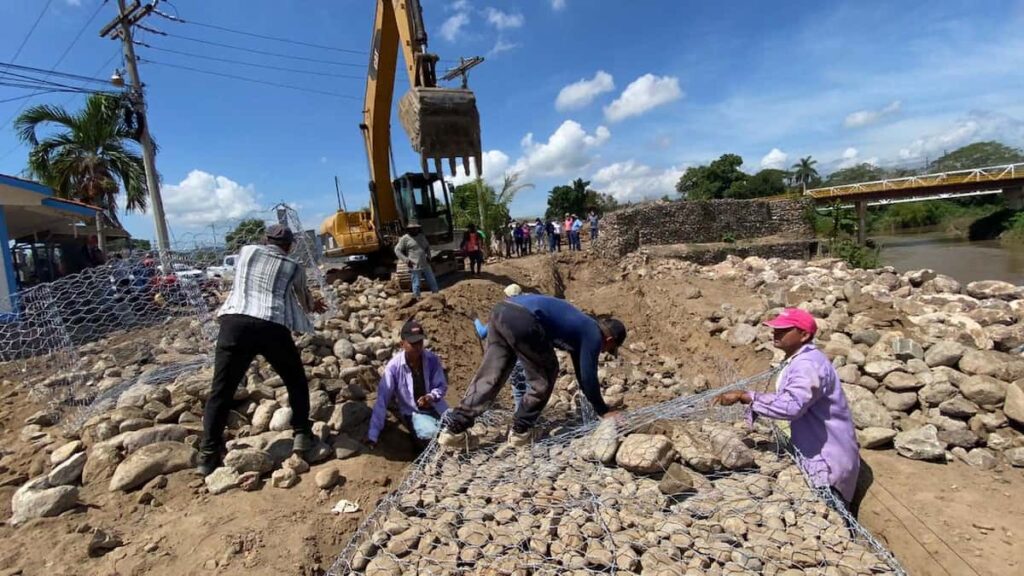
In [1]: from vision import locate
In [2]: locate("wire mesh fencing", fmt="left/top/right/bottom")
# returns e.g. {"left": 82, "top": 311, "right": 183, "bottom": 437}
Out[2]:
{"left": 1, "top": 204, "right": 335, "bottom": 429}
{"left": 329, "top": 371, "right": 906, "bottom": 576}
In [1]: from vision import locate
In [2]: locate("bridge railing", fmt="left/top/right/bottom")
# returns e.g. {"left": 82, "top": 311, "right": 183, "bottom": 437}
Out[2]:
{"left": 806, "top": 162, "right": 1024, "bottom": 199}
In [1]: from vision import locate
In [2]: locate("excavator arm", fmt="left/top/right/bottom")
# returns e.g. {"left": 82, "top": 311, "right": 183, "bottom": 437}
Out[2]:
{"left": 361, "top": 0, "right": 481, "bottom": 233}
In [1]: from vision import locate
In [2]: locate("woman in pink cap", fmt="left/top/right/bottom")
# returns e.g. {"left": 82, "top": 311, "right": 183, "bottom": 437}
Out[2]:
{"left": 715, "top": 307, "right": 861, "bottom": 511}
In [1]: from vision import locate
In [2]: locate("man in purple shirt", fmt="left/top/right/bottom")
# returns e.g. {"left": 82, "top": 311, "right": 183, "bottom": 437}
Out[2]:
{"left": 715, "top": 308, "right": 860, "bottom": 507}
{"left": 365, "top": 319, "right": 450, "bottom": 449}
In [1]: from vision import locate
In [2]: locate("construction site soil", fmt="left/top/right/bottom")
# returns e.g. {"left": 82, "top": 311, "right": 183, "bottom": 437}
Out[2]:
{"left": 0, "top": 251, "right": 1021, "bottom": 575}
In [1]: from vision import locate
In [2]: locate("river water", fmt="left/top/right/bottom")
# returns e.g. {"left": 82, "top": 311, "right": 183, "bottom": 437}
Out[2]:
{"left": 875, "top": 229, "right": 1024, "bottom": 285}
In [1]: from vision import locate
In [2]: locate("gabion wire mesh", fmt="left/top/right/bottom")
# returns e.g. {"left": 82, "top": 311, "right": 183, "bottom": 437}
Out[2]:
{"left": 329, "top": 371, "right": 906, "bottom": 576}
{"left": 2, "top": 205, "right": 335, "bottom": 428}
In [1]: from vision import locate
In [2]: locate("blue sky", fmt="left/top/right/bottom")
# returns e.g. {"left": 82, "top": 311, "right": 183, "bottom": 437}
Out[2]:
{"left": 3, "top": 0, "right": 1024, "bottom": 244}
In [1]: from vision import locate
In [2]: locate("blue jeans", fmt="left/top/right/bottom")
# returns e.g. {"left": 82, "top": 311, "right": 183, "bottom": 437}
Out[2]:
{"left": 410, "top": 267, "right": 439, "bottom": 297}
{"left": 590, "top": 228, "right": 598, "bottom": 240}
{"left": 410, "top": 411, "right": 440, "bottom": 440}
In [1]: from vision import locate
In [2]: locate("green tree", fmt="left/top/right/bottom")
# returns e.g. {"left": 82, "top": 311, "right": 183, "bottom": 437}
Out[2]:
{"left": 586, "top": 190, "right": 620, "bottom": 214}
{"left": 15, "top": 93, "right": 150, "bottom": 227}
{"left": 545, "top": 177, "right": 591, "bottom": 219}
{"left": 929, "top": 141, "right": 1024, "bottom": 172}
{"left": 225, "top": 219, "right": 266, "bottom": 251}
{"left": 675, "top": 154, "right": 747, "bottom": 200}
{"left": 790, "top": 156, "right": 820, "bottom": 189}
{"left": 823, "top": 163, "right": 889, "bottom": 186}
{"left": 726, "top": 168, "right": 788, "bottom": 199}
{"left": 451, "top": 172, "right": 529, "bottom": 236}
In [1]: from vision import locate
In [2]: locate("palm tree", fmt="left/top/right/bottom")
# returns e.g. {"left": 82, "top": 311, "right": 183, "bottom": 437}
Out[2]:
{"left": 498, "top": 171, "right": 534, "bottom": 206}
{"left": 15, "top": 93, "right": 149, "bottom": 227}
{"left": 790, "top": 156, "right": 819, "bottom": 191}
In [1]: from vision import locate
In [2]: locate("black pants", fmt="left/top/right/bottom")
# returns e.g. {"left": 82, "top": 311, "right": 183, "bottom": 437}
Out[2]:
{"left": 447, "top": 302, "right": 559, "bottom": 434}
{"left": 201, "top": 314, "right": 312, "bottom": 454}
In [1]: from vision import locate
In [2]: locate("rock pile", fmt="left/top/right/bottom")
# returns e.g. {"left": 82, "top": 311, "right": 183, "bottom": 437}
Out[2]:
{"left": 7, "top": 277, "right": 408, "bottom": 523}
{"left": 686, "top": 254, "right": 1024, "bottom": 468}
{"left": 337, "top": 417, "right": 900, "bottom": 575}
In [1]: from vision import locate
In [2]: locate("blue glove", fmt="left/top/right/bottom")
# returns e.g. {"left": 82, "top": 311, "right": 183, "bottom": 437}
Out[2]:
{"left": 474, "top": 319, "right": 488, "bottom": 340}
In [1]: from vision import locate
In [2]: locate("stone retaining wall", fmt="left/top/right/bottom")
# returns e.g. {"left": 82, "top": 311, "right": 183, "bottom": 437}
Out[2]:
{"left": 595, "top": 198, "right": 814, "bottom": 256}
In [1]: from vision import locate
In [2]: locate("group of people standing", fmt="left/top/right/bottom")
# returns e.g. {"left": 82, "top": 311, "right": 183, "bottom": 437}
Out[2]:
{"left": 504, "top": 210, "right": 600, "bottom": 257}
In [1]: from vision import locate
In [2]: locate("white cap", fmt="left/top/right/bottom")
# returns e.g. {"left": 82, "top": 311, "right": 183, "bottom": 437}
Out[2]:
{"left": 504, "top": 284, "right": 522, "bottom": 297}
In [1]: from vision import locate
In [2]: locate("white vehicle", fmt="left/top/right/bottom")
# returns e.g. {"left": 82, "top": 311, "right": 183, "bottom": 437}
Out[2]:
{"left": 170, "top": 262, "right": 205, "bottom": 282}
{"left": 206, "top": 254, "right": 239, "bottom": 282}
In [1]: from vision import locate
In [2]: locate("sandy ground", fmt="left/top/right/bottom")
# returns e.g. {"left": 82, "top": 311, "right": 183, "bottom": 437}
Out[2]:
{"left": 0, "top": 249, "right": 1021, "bottom": 575}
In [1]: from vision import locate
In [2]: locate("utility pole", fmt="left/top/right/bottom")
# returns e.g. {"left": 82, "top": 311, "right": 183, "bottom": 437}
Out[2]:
{"left": 100, "top": 1, "right": 171, "bottom": 257}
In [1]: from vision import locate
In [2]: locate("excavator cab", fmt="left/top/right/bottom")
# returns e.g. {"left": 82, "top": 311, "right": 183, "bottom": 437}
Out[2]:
{"left": 392, "top": 172, "right": 454, "bottom": 245}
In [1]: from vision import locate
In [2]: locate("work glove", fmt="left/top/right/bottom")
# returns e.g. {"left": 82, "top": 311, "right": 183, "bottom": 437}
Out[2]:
{"left": 474, "top": 319, "right": 488, "bottom": 340}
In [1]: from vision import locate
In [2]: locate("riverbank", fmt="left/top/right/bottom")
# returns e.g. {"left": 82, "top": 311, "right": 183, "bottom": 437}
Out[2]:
{"left": 876, "top": 228, "right": 1024, "bottom": 285}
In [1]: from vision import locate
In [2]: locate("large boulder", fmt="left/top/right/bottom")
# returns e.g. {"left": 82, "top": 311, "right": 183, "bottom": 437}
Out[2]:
{"left": 857, "top": 427, "right": 897, "bottom": 449}
{"left": 844, "top": 385, "right": 893, "bottom": 429}
{"left": 918, "top": 382, "right": 958, "bottom": 407}
{"left": 959, "top": 349, "right": 1024, "bottom": 381}
{"left": 109, "top": 442, "right": 197, "bottom": 492}
{"left": 615, "top": 434, "right": 676, "bottom": 474}
{"left": 1005, "top": 380, "right": 1024, "bottom": 426}
{"left": 894, "top": 425, "right": 946, "bottom": 461}
{"left": 586, "top": 419, "right": 620, "bottom": 465}
{"left": 332, "top": 339, "right": 356, "bottom": 360}
{"left": 82, "top": 444, "right": 122, "bottom": 485}
{"left": 987, "top": 323, "right": 1024, "bottom": 352}
{"left": 223, "top": 449, "right": 274, "bottom": 475}
{"left": 863, "top": 361, "right": 902, "bottom": 379}
{"left": 877, "top": 389, "right": 917, "bottom": 412}
{"left": 10, "top": 477, "right": 79, "bottom": 526}
{"left": 708, "top": 427, "right": 755, "bottom": 470}
{"left": 882, "top": 371, "right": 922, "bottom": 392}
{"left": 122, "top": 424, "right": 189, "bottom": 454}
{"left": 959, "top": 375, "right": 1007, "bottom": 406}
{"left": 966, "top": 280, "right": 1019, "bottom": 300}
{"left": 924, "top": 341, "right": 965, "bottom": 368}
{"left": 727, "top": 324, "right": 758, "bottom": 347}
{"left": 47, "top": 452, "right": 87, "bottom": 486}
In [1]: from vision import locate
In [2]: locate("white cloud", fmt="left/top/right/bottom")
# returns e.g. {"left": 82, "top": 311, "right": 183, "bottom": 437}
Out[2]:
{"left": 488, "top": 38, "right": 519, "bottom": 57}
{"left": 837, "top": 147, "right": 878, "bottom": 168}
{"left": 551, "top": 0, "right": 567, "bottom": 10}
{"left": 844, "top": 100, "right": 902, "bottom": 128}
{"left": 449, "top": 149, "right": 511, "bottom": 186}
{"left": 484, "top": 8, "right": 524, "bottom": 30}
{"left": 513, "top": 120, "right": 611, "bottom": 178}
{"left": 162, "top": 170, "right": 261, "bottom": 226}
{"left": 604, "top": 74, "right": 683, "bottom": 122}
{"left": 65, "top": 0, "right": 82, "bottom": 6}
{"left": 555, "top": 71, "right": 615, "bottom": 112}
{"left": 760, "top": 148, "right": 789, "bottom": 170}
{"left": 898, "top": 110, "right": 1024, "bottom": 159}
{"left": 591, "top": 160, "right": 684, "bottom": 202}
{"left": 439, "top": 12, "right": 470, "bottom": 42}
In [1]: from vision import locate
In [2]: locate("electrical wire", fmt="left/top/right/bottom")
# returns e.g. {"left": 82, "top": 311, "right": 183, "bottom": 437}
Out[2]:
{"left": 156, "top": 30, "right": 366, "bottom": 68}
{"left": 8, "top": 0, "right": 55, "bottom": 64}
{"left": 135, "top": 43, "right": 366, "bottom": 80}
{"left": 152, "top": 10, "right": 366, "bottom": 56}
{"left": 0, "top": 62, "right": 113, "bottom": 86}
{"left": 137, "top": 58, "right": 361, "bottom": 100}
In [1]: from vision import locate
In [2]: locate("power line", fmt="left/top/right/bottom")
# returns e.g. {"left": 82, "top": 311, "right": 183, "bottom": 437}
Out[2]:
{"left": 0, "top": 62, "right": 113, "bottom": 86}
{"left": 137, "top": 58, "right": 361, "bottom": 100}
{"left": 9, "top": 0, "right": 55, "bottom": 64}
{"left": 152, "top": 10, "right": 366, "bottom": 56}
{"left": 157, "top": 30, "right": 366, "bottom": 68}
{"left": 135, "top": 43, "right": 366, "bottom": 80}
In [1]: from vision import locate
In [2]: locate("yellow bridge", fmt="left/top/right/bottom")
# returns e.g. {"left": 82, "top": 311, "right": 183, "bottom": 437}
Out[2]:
{"left": 804, "top": 162, "right": 1024, "bottom": 204}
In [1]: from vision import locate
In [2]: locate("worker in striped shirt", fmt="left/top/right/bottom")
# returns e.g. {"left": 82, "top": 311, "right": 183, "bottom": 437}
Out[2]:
{"left": 198, "top": 224, "right": 326, "bottom": 476}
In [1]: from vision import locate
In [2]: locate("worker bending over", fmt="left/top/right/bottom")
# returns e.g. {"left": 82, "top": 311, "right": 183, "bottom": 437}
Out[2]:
{"left": 440, "top": 293, "right": 627, "bottom": 447}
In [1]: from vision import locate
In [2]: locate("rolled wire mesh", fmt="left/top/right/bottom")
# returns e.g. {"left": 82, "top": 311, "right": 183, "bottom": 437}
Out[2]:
{"left": 2, "top": 204, "right": 334, "bottom": 429}
{"left": 329, "top": 371, "right": 906, "bottom": 576}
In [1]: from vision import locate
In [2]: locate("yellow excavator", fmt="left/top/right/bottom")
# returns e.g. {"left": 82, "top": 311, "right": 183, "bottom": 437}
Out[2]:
{"left": 319, "top": 0, "right": 482, "bottom": 284}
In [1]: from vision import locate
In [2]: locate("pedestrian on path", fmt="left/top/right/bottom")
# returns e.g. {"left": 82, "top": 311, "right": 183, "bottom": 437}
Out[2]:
{"left": 461, "top": 223, "right": 485, "bottom": 275}
{"left": 588, "top": 210, "right": 600, "bottom": 242}
{"left": 198, "top": 225, "right": 326, "bottom": 475}
{"left": 714, "top": 308, "right": 860, "bottom": 509}
{"left": 571, "top": 214, "right": 584, "bottom": 250}
{"left": 548, "top": 220, "right": 560, "bottom": 252}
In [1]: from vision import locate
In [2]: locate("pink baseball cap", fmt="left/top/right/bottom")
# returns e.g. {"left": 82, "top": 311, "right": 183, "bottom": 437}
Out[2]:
{"left": 764, "top": 308, "right": 817, "bottom": 335}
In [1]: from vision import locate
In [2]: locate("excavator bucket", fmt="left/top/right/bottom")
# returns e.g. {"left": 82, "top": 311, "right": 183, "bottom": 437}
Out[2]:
{"left": 398, "top": 87, "right": 482, "bottom": 177}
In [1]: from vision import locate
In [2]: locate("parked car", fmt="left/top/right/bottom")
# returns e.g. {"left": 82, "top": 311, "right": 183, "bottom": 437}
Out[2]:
{"left": 206, "top": 254, "right": 239, "bottom": 283}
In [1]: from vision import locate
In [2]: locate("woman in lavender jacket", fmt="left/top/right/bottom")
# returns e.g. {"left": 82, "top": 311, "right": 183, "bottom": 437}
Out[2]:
{"left": 715, "top": 308, "right": 861, "bottom": 508}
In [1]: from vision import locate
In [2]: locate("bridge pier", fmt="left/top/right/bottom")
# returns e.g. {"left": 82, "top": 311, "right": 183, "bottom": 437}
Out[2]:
{"left": 856, "top": 200, "right": 867, "bottom": 246}
{"left": 1004, "top": 185, "right": 1024, "bottom": 210}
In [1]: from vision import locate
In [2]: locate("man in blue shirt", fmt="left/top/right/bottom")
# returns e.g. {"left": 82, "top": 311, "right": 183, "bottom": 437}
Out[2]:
{"left": 439, "top": 294, "right": 627, "bottom": 447}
